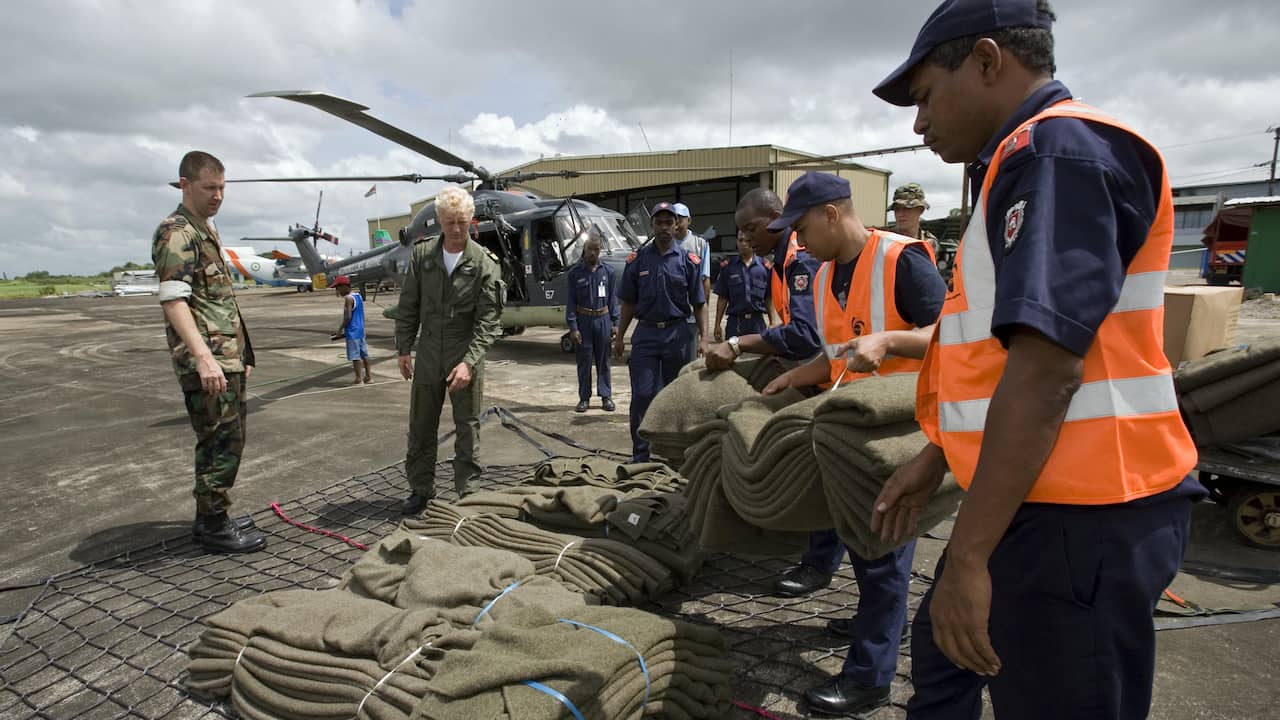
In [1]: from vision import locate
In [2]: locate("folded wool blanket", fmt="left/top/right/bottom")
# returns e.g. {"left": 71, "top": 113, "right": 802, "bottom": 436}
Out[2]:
{"left": 341, "top": 532, "right": 589, "bottom": 625}
{"left": 640, "top": 358, "right": 791, "bottom": 464}
{"left": 414, "top": 604, "right": 732, "bottom": 720}
{"left": 406, "top": 502, "right": 675, "bottom": 605}
{"left": 456, "top": 484, "right": 705, "bottom": 583}
{"left": 532, "top": 457, "right": 687, "bottom": 492}
{"left": 186, "top": 588, "right": 476, "bottom": 720}
{"left": 1175, "top": 339, "right": 1280, "bottom": 446}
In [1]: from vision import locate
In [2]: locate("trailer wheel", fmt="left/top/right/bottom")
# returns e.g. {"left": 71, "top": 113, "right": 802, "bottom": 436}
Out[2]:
{"left": 560, "top": 334, "right": 575, "bottom": 353}
{"left": 1227, "top": 483, "right": 1280, "bottom": 550}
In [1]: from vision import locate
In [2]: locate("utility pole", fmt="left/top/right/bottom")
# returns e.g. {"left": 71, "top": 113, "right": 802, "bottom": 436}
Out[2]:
{"left": 1268, "top": 125, "right": 1279, "bottom": 196}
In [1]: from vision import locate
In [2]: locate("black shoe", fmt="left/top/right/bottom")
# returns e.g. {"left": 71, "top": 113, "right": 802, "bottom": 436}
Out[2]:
{"left": 825, "top": 617, "right": 856, "bottom": 639}
{"left": 575, "top": 400, "right": 589, "bottom": 413}
{"left": 194, "top": 512, "right": 266, "bottom": 554}
{"left": 601, "top": 397, "right": 616, "bottom": 412}
{"left": 400, "top": 492, "right": 432, "bottom": 515}
{"left": 773, "top": 564, "right": 834, "bottom": 597}
{"left": 804, "top": 677, "right": 890, "bottom": 716}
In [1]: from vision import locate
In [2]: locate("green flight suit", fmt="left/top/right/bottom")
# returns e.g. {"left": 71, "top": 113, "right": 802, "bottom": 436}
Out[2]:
{"left": 396, "top": 237, "right": 504, "bottom": 497}
{"left": 152, "top": 204, "right": 255, "bottom": 514}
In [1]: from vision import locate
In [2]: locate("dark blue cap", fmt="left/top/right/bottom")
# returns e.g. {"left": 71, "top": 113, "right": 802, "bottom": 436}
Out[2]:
{"left": 873, "top": 0, "right": 1055, "bottom": 107}
{"left": 651, "top": 201, "right": 678, "bottom": 217}
{"left": 767, "top": 172, "right": 850, "bottom": 232}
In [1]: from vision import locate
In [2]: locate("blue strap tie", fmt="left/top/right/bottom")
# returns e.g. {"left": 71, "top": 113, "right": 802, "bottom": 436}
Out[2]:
{"left": 558, "top": 619, "right": 651, "bottom": 709}
{"left": 472, "top": 580, "right": 524, "bottom": 627}
{"left": 523, "top": 680, "right": 586, "bottom": 720}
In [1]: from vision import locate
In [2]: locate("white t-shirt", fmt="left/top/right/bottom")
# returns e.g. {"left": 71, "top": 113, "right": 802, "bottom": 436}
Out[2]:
{"left": 443, "top": 248, "right": 463, "bottom": 275}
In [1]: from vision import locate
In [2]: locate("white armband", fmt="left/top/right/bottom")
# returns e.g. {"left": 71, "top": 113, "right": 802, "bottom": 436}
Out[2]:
{"left": 158, "top": 280, "right": 193, "bottom": 303}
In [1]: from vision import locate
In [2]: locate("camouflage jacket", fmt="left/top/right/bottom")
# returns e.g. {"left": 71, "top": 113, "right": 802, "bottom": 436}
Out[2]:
{"left": 395, "top": 237, "right": 504, "bottom": 375}
{"left": 152, "top": 204, "right": 254, "bottom": 380}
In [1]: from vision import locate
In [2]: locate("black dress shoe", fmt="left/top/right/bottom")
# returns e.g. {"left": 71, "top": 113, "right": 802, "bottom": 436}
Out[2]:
{"left": 825, "top": 617, "right": 856, "bottom": 639}
{"left": 400, "top": 492, "right": 432, "bottom": 515}
{"left": 575, "top": 400, "right": 589, "bottom": 412}
{"left": 772, "top": 564, "right": 834, "bottom": 597}
{"left": 804, "top": 677, "right": 890, "bottom": 716}
{"left": 601, "top": 397, "right": 616, "bottom": 412}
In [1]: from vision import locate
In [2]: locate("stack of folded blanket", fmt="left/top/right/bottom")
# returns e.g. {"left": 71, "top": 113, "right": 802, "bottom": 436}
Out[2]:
{"left": 1174, "top": 339, "right": 1280, "bottom": 446}
{"left": 406, "top": 502, "right": 675, "bottom": 605}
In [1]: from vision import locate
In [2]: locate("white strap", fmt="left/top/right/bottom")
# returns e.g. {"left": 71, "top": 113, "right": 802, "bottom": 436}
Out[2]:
{"left": 451, "top": 516, "right": 470, "bottom": 538}
{"left": 234, "top": 644, "right": 248, "bottom": 668}
{"left": 355, "top": 643, "right": 432, "bottom": 718}
{"left": 553, "top": 540, "right": 579, "bottom": 570}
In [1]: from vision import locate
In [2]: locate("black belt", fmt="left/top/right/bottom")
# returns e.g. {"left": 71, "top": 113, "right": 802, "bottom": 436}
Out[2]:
{"left": 637, "top": 319, "right": 682, "bottom": 329}
{"left": 727, "top": 312, "right": 761, "bottom": 320}
{"left": 575, "top": 305, "right": 609, "bottom": 317}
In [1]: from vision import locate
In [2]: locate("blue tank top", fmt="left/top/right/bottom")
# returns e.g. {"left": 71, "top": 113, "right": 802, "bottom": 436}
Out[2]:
{"left": 345, "top": 292, "right": 365, "bottom": 339}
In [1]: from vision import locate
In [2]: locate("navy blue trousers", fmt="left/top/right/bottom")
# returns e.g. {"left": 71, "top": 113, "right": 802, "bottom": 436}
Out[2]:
{"left": 805, "top": 529, "right": 915, "bottom": 689}
{"left": 906, "top": 493, "right": 1193, "bottom": 719}
{"left": 628, "top": 324, "right": 691, "bottom": 462}
{"left": 724, "top": 313, "right": 767, "bottom": 340}
{"left": 575, "top": 315, "right": 613, "bottom": 401}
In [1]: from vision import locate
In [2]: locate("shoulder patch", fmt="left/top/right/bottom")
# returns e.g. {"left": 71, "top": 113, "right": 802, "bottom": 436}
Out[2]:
{"left": 626, "top": 252, "right": 637, "bottom": 263}
{"left": 720, "top": 258, "right": 729, "bottom": 268}
{"left": 792, "top": 272, "right": 810, "bottom": 292}
{"left": 1003, "top": 199, "right": 1028, "bottom": 253}
{"left": 1000, "top": 125, "right": 1033, "bottom": 162}
{"left": 688, "top": 252, "right": 701, "bottom": 265}
{"left": 168, "top": 214, "right": 188, "bottom": 228}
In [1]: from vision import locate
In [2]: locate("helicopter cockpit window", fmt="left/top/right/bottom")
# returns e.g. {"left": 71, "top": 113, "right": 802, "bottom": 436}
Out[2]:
{"left": 555, "top": 210, "right": 636, "bottom": 267}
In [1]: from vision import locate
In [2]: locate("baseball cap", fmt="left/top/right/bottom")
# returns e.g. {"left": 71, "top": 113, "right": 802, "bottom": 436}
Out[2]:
{"left": 767, "top": 172, "right": 851, "bottom": 232}
{"left": 889, "top": 183, "right": 930, "bottom": 210}
{"left": 672, "top": 202, "right": 691, "bottom": 218}
{"left": 333, "top": 275, "right": 351, "bottom": 286}
{"left": 651, "top": 201, "right": 678, "bottom": 217}
{"left": 873, "top": 0, "right": 1055, "bottom": 107}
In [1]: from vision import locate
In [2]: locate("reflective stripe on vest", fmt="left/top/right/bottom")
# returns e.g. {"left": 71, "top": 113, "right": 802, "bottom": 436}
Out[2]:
{"left": 813, "top": 230, "right": 928, "bottom": 386}
{"left": 769, "top": 234, "right": 799, "bottom": 324}
{"left": 920, "top": 99, "right": 1197, "bottom": 505}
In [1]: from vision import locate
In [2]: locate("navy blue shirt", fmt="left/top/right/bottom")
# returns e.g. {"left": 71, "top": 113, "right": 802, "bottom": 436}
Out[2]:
{"left": 970, "top": 80, "right": 1164, "bottom": 357}
{"left": 759, "top": 229, "right": 823, "bottom": 360}
{"left": 620, "top": 241, "right": 705, "bottom": 321}
{"left": 713, "top": 254, "right": 770, "bottom": 316}
{"left": 565, "top": 261, "right": 619, "bottom": 332}
{"left": 829, "top": 243, "right": 945, "bottom": 326}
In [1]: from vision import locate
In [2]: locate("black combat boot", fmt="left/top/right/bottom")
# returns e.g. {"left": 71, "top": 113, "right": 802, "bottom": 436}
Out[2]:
{"left": 400, "top": 492, "right": 432, "bottom": 515}
{"left": 194, "top": 512, "right": 267, "bottom": 554}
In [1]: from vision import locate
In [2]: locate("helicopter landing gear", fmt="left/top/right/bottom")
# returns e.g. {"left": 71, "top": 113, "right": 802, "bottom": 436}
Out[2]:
{"left": 560, "top": 333, "right": 575, "bottom": 353}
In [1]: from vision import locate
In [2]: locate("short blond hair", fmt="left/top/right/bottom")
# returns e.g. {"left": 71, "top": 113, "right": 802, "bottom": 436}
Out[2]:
{"left": 435, "top": 185, "right": 475, "bottom": 219}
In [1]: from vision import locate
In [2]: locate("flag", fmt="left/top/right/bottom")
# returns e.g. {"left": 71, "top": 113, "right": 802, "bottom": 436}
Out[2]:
{"left": 364, "top": 184, "right": 377, "bottom": 198}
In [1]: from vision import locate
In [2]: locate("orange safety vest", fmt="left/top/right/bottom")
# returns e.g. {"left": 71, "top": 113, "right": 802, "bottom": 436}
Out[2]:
{"left": 813, "top": 230, "right": 932, "bottom": 386}
{"left": 769, "top": 233, "right": 800, "bottom": 324}
{"left": 916, "top": 100, "right": 1197, "bottom": 505}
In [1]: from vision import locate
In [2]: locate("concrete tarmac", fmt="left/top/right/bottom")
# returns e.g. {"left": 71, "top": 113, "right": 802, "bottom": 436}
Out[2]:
{"left": 1, "top": 287, "right": 1277, "bottom": 719}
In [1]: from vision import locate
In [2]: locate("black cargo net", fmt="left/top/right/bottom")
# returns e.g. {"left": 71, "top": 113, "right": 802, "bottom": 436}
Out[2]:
{"left": 0, "top": 407, "right": 931, "bottom": 720}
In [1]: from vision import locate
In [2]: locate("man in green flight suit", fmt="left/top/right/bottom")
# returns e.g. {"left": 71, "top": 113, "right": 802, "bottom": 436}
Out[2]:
{"left": 153, "top": 150, "right": 266, "bottom": 554}
{"left": 396, "top": 185, "right": 505, "bottom": 514}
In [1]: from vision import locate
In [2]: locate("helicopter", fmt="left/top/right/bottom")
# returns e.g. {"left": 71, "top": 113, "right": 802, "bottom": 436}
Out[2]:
{"left": 227, "top": 91, "right": 927, "bottom": 351}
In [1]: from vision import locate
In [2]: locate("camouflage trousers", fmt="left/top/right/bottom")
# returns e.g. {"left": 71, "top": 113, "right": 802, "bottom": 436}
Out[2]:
{"left": 405, "top": 362, "right": 483, "bottom": 498}
{"left": 181, "top": 373, "right": 247, "bottom": 514}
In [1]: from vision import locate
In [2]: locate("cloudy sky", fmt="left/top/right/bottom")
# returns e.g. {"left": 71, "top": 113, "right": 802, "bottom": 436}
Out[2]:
{"left": 2, "top": 0, "right": 1277, "bottom": 276}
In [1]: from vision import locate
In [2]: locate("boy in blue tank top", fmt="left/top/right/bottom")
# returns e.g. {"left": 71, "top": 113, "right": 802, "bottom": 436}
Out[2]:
{"left": 332, "top": 275, "right": 371, "bottom": 384}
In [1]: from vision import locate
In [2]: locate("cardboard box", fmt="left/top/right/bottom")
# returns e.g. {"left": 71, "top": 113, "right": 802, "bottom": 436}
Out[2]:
{"left": 1163, "top": 286, "right": 1242, "bottom": 366}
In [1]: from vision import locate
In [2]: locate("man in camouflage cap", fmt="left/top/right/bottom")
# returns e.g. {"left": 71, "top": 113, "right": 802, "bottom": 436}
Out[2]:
{"left": 891, "top": 183, "right": 953, "bottom": 284}
{"left": 152, "top": 151, "right": 266, "bottom": 554}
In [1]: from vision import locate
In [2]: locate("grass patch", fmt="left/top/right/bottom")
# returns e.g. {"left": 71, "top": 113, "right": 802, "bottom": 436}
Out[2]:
{"left": 0, "top": 280, "right": 114, "bottom": 300}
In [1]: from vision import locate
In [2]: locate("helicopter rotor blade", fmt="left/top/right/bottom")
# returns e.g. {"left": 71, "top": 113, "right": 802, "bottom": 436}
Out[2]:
{"left": 166, "top": 173, "right": 476, "bottom": 188}
{"left": 249, "top": 91, "right": 491, "bottom": 183}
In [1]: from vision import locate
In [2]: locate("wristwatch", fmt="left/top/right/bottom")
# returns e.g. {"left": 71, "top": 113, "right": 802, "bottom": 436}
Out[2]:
{"left": 728, "top": 336, "right": 742, "bottom": 357}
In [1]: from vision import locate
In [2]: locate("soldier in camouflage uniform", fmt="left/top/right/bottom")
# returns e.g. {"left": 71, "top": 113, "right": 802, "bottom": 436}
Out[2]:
{"left": 152, "top": 151, "right": 266, "bottom": 554}
{"left": 890, "top": 183, "right": 954, "bottom": 285}
{"left": 395, "top": 186, "right": 505, "bottom": 514}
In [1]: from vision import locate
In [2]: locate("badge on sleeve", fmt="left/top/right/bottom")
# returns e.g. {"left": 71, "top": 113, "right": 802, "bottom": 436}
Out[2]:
{"left": 792, "top": 272, "right": 810, "bottom": 292}
{"left": 1000, "top": 126, "right": 1032, "bottom": 161}
{"left": 1004, "top": 200, "right": 1027, "bottom": 253}
{"left": 626, "top": 252, "right": 637, "bottom": 263}
{"left": 688, "top": 252, "right": 701, "bottom": 265}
